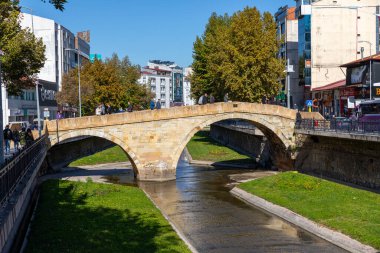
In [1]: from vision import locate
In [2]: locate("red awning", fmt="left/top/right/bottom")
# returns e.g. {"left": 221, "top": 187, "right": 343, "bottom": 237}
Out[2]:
{"left": 312, "top": 79, "right": 346, "bottom": 91}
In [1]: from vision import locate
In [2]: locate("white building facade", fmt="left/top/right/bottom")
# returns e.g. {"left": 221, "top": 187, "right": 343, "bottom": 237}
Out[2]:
{"left": 183, "top": 67, "right": 195, "bottom": 106}
{"left": 2, "top": 13, "right": 90, "bottom": 126}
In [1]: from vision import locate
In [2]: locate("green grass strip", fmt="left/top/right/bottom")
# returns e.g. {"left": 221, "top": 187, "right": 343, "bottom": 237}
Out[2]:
{"left": 186, "top": 130, "right": 254, "bottom": 163}
{"left": 70, "top": 146, "right": 128, "bottom": 167}
{"left": 26, "top": 180, "right": 191, "bottom": 253}
{"left": 239, "top": 172, "right": 380, "bottom": 249}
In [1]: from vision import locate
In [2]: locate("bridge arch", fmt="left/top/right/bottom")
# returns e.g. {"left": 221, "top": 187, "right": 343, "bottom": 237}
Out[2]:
{"left": 171, "top": 112, "right": 295, "bottom": 172}
{"left": 48, "top": 129, "right": 141, "bottom": 176}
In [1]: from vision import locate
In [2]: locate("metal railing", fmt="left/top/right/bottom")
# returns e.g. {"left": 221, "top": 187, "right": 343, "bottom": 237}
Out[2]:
{"left": 214, "top": 120, "right": 257, "bottom": 131}
{"left": 296, "top": 119, "right": 380, "bottom": 134}
{"left": 0, "top": 135, "right": 47, "bottom": 207}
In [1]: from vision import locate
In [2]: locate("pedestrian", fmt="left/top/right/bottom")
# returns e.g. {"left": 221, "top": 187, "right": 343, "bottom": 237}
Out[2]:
{"left": 198, "top": 95, "right": 204, "bottom": 105}
{"left": 155, "top": 99, "right": 161, "bottom": 109}
{"left": 3, "top": 125, "right": 13, "bottom": 155}
{"left": 202, "top": 93, "right": 208, "bottom": 105}
{"left": 12, "top": 128, "right": 20, "bottom": 151}
{"left": 25, "top": 128, "right": 34, "bottom": 147}
{"left": 20, "top": 127, "right": 26, "bottom": 147}
{"left": 224, "top": 93, "right": 229, "bottom": 102}
{"left": 95, "top": 105, "right": 102, "bottom": 115}
{"left": 101, "top": 103, "right": 106, "bottom": 115}
{"left": 106, "top": 103, "right": 112, "bottom": 114}
{"left": 209, "top": 94, "right": 215, "bottom": 104}
{"left": 150, "top": 99, "right": 155, "bottom": 110}
{"left": 127, "top": 102, "right": 133, "bottom": 112}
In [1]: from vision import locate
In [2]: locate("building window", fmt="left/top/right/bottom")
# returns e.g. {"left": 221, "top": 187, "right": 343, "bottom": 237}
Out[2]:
{"left": 160, "top": 78, "right": 166, "bottom": 85}
{"left": 161, "top": 86, "right": 165, "bottom": 92}
{"left": 161, "top": 94, "right": 165, "bottom": 99}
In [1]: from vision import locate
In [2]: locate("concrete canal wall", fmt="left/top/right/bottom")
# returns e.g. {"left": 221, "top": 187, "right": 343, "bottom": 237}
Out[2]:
{"left": 296, "top": 134, "right": 380, "bottom": 189}
{"left": 210, "top": 124, "right": 271, "bottom": 167}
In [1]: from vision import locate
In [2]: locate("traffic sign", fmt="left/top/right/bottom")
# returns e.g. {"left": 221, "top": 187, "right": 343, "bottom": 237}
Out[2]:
{"left": 306, "top": 100, "right": 313, "bottom": 107}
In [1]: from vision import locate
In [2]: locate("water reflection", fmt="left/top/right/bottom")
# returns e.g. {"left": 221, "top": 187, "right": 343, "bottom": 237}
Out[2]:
{"left": 106, "top": 160, "right": 347, "bottom": 253}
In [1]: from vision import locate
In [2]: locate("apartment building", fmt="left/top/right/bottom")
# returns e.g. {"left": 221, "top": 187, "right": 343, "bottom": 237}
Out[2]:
{"left": 138, "top": 60, "right": 185, "bottom": 108}
{"left": 275, "top": 5, "right": 304, "bottom": 109}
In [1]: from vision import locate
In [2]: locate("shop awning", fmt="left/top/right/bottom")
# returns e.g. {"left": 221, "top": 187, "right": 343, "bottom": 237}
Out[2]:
{"left": 312, "top": 79, "right": 346, "bottom": 91}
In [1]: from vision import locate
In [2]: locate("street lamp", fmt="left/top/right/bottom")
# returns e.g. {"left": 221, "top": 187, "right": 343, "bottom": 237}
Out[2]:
{"left": 0, "top": 49, "right": 4, "bottom": 165}
{"left": 21, "top": 6, "right": 41, "bottom": 136}
{"left": 65, "top": 48, "right": 82, "bottom": 117}
{"left": 358, "top": 40, "right": 373, "bottom": 100}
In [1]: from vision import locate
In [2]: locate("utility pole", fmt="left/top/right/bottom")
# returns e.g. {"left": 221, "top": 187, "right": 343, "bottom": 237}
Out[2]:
{"left": 0, "top": 49, "right": 4, "bottom": 165}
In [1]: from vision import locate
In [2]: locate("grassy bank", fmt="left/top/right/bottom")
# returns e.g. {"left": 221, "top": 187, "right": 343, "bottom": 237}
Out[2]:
{"left": 239, "top": 172, "right": 380, "bottom": 249}
{"left": 186, "top": 130, "right": 254, "bottom": 163}
{"left": 26, "top": 180, "right": 191, "bottom": 253}
{"left": 70, "top": 146, "right": 128, "bottom": 167}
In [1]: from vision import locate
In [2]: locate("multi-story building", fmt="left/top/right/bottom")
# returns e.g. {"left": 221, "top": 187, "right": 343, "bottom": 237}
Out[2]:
{"left": 1, "top": 13, "right": 90, "bottom": 125}
{"left": 296, "top": 0, "right": 379, "bottom": 95}
{"left": 138, "top": 60, "right": 186, "bottom": 108}
{"left": 275, "top": 5, "right": 303, "bottom": 109}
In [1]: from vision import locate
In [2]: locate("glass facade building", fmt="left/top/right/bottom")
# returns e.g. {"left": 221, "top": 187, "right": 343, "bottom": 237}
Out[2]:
{"left": 296, "top": 0, "right": 311, "bottom": 88}
{"left": 298, "top": 15, "right": 311, "bottom": 87}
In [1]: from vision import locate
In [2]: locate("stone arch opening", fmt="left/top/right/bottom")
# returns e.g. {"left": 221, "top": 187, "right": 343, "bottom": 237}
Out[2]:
{"left": 47, "top": 130, "right": 141, "bottom": 177}
{"left": 172, "top": 113, "right": 294, "bottom": 173}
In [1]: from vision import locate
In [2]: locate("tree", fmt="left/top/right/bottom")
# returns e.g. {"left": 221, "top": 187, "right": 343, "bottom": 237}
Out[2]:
{"left": 57, "top": 54, "right": 153, "bottom": 116}
{"left": 191, "top": 7, "right": 284, "bottom": 103}
{"left": 0, "top": 0, "right": 46, "bottom": 95}
{"left": 40, "top": 0, "right": 68, "bottom": 10}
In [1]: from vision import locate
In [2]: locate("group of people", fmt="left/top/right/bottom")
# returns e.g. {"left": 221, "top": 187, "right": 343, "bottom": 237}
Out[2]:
{"left": 95, "top": 102, "right": 134, "bottom": 116}
{"left": 3, "top": 125, "right": 34, "bottom": 155}
{"left": 149, "top": 99, "right": 162, "bottom": 110}
{"left": 198, "top": 93, "right": 229, "bottom": 105}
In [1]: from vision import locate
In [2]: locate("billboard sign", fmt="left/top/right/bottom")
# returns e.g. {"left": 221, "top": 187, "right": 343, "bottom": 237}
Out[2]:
{"left": 90, "top": 54, "right": 102, "bottom": 63}
{"left": 38, "top": 80, "right": 57, "bottom": 107}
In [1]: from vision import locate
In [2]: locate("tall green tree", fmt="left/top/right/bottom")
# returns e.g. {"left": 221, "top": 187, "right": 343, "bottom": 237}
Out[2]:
{"left": 191, "top": 7, "right": 284, "bottom": 103}
{"left": 0, "top": 0, "right": 46, "bottom": 95}
{"left": 57, "top": 54, "right": 153, "bottom": 116}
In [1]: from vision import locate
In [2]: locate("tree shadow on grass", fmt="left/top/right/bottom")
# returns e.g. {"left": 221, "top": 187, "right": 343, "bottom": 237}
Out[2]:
{"left": 26, "top": 180, "right": 187, "bottom": 253}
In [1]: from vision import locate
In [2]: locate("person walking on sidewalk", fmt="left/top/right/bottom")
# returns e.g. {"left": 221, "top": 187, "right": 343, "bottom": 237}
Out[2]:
{"left": 3, "top": 125, "right": 13, "bottom": 155}
{"left": 12, "top": 128, "right": 20, "bottom": 151}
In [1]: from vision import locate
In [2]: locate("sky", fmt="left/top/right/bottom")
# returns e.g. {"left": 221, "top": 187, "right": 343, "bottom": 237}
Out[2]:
{"left": 20, "top": 0, "right": 295, "bottom": 67}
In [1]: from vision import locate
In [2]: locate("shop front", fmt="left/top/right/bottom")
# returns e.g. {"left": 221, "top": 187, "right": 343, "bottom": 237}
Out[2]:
{"left": 312, "top": 79, "right": 345, "bottom": 118}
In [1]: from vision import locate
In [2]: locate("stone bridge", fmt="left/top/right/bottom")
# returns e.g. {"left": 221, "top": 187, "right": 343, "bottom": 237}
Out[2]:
{"left": 45, "top": 102, "right": 297, "bottom": 181}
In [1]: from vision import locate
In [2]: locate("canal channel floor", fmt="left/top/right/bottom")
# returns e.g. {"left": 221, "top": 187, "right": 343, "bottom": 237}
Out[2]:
{"left": 46, "top": 161, "right": 348, "bottom": 253}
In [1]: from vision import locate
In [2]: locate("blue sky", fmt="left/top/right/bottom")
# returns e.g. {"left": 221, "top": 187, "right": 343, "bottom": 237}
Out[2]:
{"left": 20, "top": 0, "right": 294, "bottom": 67}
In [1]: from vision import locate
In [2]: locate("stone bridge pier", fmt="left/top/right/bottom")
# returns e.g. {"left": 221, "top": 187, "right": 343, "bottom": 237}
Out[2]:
{"left": 45, "top": 103, "right": 297, "bottom": 181}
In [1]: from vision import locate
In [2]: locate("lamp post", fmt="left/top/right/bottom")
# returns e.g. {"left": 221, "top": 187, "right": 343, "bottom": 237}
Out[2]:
{"left": 65, "top": 48, "right": 82, "bottom": 117}
{"left": 358, "top": 40, "right": 372, "bottom": 100}
{"left": 21, "top": 6, "right": 41, "bottom": 136}
{"left": 0, "top": 49, "right": 4, "bottom": 165}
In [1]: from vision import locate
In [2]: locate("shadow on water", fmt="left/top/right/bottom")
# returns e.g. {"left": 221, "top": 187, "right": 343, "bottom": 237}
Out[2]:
{"left": 25, "top": 180, "right": 184, "bottom": 253}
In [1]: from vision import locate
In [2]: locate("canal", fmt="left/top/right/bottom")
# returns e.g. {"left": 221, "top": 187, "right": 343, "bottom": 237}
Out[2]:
{"left": 111, "top": 158, "right": 347, "bottom": 253}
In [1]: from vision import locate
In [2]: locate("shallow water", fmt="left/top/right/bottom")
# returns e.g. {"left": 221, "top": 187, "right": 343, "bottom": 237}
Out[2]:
{"left": 108, "top": 160, "right": 347, "bottom": 253}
